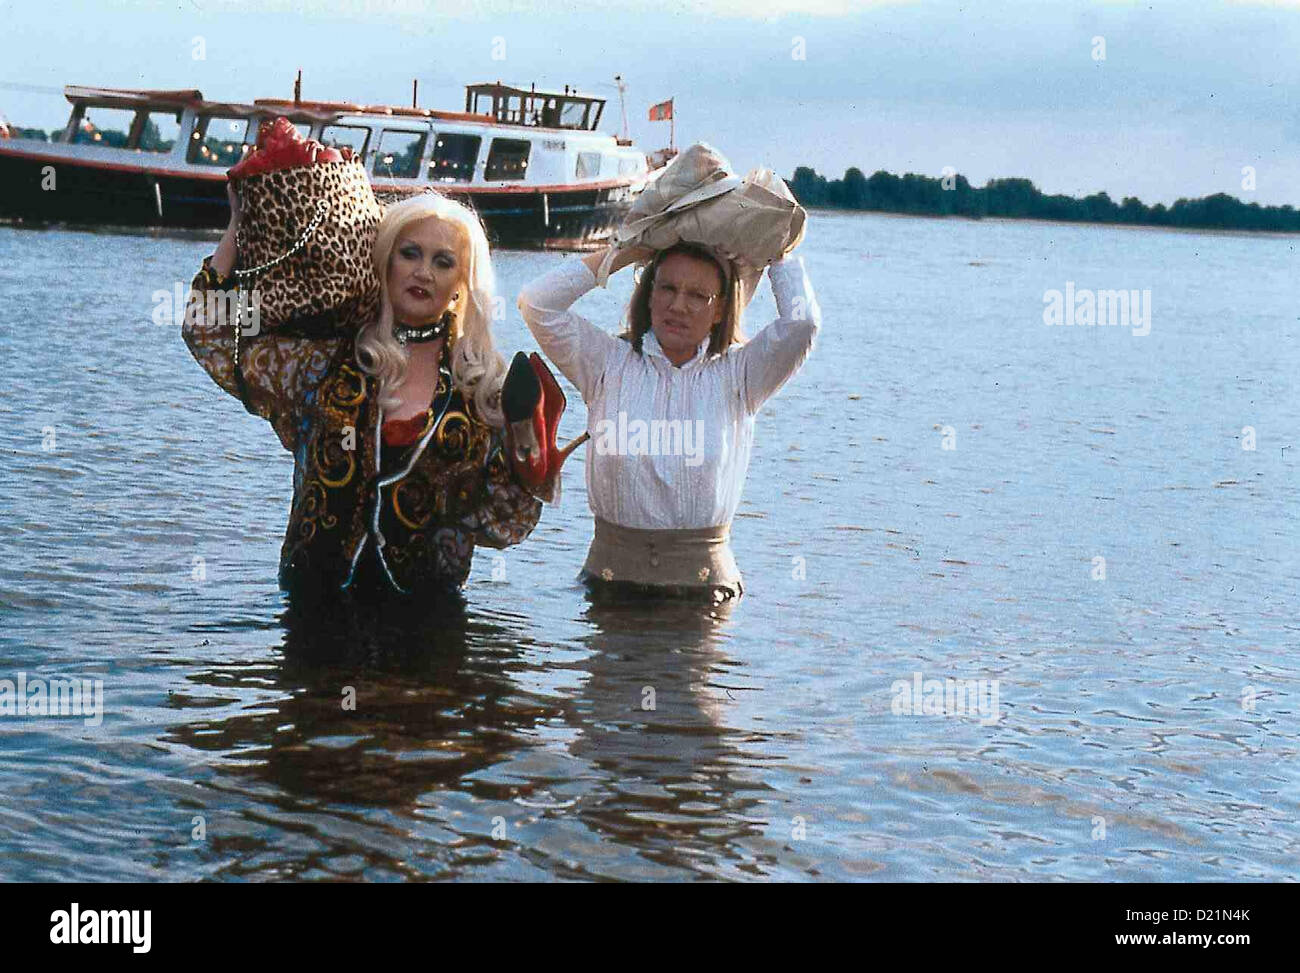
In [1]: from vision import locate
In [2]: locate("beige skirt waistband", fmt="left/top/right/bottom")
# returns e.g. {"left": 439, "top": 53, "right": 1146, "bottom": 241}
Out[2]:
{"left": 583, "top": 518, "right": 742, "bottom": 589}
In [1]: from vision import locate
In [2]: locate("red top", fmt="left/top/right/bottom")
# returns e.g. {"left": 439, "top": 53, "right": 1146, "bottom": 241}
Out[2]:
{"left": 382, "top": 410, "right": 431, "bottom": 448}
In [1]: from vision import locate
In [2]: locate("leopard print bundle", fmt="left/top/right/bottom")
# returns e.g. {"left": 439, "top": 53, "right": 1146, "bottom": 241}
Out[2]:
{"left": 234, "top": 159, "right": 384, "bottom": 334}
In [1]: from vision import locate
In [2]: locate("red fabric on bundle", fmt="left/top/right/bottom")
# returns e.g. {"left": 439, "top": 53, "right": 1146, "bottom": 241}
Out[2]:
{"left": 228, "top": 116, "right": 351, "bottom": 180}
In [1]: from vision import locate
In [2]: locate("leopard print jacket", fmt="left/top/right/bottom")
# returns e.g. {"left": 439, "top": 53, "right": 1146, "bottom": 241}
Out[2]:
{"left": 182, "top": 255, "right": 542, "bottom": 600}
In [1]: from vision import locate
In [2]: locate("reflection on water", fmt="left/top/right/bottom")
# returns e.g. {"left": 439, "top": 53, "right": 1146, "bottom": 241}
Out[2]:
{"left": 151, "top": 597, "right": 793, "bottom": 881}
{"left": 0, "top": 215, "right": 1296, "bottom": 881}
{"left": 164, "top": 601, "right": 567, "bottom": 880}
{"left": 172, "top": 600, "right": 523, "bottom": 808}
{"left": 568, "top": 598, "right": 780, "bottom": 879}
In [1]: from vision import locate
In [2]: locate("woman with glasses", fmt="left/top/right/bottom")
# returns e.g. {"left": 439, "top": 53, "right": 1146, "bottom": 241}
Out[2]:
{"left": 517, "top": 239, "right": 820, "bottom": 603}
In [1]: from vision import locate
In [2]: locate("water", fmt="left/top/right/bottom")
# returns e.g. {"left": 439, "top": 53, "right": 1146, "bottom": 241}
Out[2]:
{"left": 1, "top": 211, "right": 1295, "bottom": 881}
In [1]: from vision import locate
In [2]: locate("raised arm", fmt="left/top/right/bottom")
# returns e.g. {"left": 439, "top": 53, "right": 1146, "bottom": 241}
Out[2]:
{"left": 181, "top": 185, "right": 344, "bottom": 453}
{"left": 736, "top": 255, "right": 822, "bottom": 414}
{"left": 516, "top": 246, "right": 646, "bottom": 402}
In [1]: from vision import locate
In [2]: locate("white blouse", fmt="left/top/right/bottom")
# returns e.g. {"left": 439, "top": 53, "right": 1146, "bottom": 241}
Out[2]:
{"left": 517, "top": 255, "right": 821, "bottom": 529}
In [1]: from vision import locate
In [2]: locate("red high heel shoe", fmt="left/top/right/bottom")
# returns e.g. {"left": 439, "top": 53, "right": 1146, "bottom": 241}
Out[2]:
{"left": 502, "top": 352, "right": 587, "bottom": 500}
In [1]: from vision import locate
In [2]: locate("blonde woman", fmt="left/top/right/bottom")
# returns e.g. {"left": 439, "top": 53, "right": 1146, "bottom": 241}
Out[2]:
{"left": 183, "top": 186, "right": 546, "bottom": 604}
{"left": 518, "top": 240, "right": 820, "bottom": 603}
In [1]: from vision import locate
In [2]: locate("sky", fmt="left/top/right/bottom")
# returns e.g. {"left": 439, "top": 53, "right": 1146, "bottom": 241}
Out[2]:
{"left": 1, "top": 0, "right": 1297, "bottom": 206}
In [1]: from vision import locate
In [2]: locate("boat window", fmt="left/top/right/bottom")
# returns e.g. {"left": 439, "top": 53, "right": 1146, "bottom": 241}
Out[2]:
{"left": 322, "top": 125, "right": 370, "bottom": 163}
{"left": 72, "top": 107, "right": 136, "bottom": 148}
{"left": 576, "top": 151, "right": 601, "bottom": 179}
{"left": 485, "top": 138, "right": 530, "bottom": 182}
{"left": 559, "top": 101, "right": 588, "bottom": 129}
{"left": 187, "top": 116, "right": 249, "bottom": 167}
{"left": 139, "top": 110, "right": 183, "bottom": 154}
{"left": 429, "top": 133, "right": 480, "bottom": 183}
{"left": 373, "top": 129, "right": 426, "bottom": 179}
{"left": 618, "top": 156, "right": 641, "bottom": 176}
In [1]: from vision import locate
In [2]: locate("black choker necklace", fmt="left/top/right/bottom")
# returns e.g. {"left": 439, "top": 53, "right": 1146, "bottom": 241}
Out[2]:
{"left": 395, "top": 312, "right": 452, "bottom": 346}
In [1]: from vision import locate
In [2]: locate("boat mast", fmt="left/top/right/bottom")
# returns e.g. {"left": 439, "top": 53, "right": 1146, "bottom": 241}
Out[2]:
{"left": 614, "top": 74, "right": 628, "bottom": 141}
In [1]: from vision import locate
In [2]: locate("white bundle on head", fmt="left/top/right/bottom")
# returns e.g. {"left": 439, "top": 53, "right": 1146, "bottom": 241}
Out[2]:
{"left": 596, "top": 142, "right": 807, "bottom": 309}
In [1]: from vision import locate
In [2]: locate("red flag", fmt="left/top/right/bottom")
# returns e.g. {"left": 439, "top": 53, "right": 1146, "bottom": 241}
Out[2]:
{"left": 647, "top": 99, "right": 673, "bottom": 122}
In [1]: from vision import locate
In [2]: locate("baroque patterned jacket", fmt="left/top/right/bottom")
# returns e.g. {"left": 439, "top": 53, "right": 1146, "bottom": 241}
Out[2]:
{"left": 181, "top": 255, "right": 543, "bottom": 600}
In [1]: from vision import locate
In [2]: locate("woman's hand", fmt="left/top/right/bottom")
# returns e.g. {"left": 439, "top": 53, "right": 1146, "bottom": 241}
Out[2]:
{"left": 610, "top": 243, "right": 656, "bottom": 272}
{"left": 210, "top": 181, "right": 241, "bottom": 278}
{"left": 581, "top": 243, "right": 656, "bottom": 278}
{"left": 225, "top": 182, "right": 242, "bottom": 229}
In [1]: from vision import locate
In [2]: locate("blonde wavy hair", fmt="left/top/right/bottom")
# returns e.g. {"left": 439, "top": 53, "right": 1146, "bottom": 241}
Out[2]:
{"left": 356, "top": 193, "right": 506, "bottom": 427}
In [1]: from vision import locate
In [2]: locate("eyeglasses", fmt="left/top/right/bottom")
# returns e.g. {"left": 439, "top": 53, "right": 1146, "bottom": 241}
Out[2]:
{"left": 651, "top": 279, "right": 719, "bottom": 313}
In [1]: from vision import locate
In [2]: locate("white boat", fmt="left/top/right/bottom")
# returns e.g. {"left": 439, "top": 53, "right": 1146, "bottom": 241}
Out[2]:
{"left": 0, "top": 79, "right": 667, "bottom": 248}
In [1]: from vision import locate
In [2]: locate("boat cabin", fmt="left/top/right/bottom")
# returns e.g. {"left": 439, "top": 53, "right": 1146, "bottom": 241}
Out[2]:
{"left": 45, "top": 83, "right": 647, "bottom": 190}
{"left": 464, "top": 82, "right": 605, "bottom": 132}
{"left": 55, "top": 85, "right": 335, "bottom": 169}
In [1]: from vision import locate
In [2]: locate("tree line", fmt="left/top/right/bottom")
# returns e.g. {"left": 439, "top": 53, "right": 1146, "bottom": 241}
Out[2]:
{"left": 788, "top": 166, "right": 1300, "bottom": 233}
